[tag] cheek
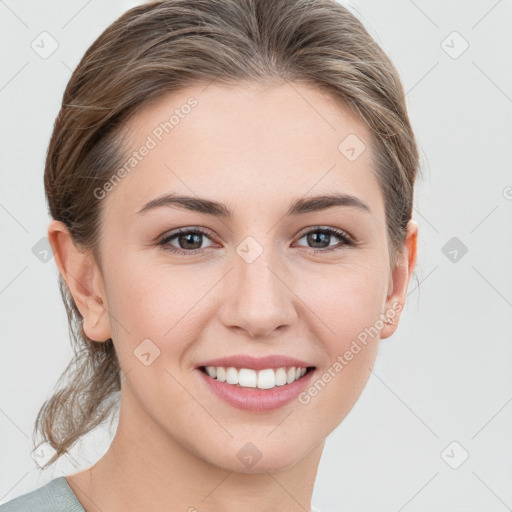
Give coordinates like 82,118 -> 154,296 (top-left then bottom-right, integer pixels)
105,254 -> 202,336
294,261 -> 386,410
103,256 -> 218,384
301,341 -> 378,438
98,247 -> 387,467
301,259 -> 388,346
105,248 -> 388,365
103,260 -> 202,411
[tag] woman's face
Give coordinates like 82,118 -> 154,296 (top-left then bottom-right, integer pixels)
88,81 -> 415,472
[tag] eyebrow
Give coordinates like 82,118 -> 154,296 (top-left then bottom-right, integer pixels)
136,192 -> 371,218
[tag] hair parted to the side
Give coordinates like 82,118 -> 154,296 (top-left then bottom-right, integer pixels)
35,0 -> 420,469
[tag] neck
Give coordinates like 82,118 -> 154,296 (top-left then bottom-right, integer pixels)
67,388 -> 324,512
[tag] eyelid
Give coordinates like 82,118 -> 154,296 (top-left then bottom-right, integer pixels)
158,226 -> 217,246
295,225 -> 356,244
158,225 -> 358,255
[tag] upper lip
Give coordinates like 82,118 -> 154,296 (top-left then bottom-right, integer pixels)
196,354 -> 315,371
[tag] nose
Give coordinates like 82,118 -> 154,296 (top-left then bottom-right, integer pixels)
217,244 -> 297,339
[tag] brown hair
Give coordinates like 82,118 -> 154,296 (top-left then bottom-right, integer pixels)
35,0 -> 420,468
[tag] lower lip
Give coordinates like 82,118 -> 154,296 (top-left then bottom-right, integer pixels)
197,368 -> 316,412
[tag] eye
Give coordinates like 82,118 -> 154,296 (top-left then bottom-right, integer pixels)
158,225 -> 357,256
294,226 -> 356,252
158,227 -> 215,255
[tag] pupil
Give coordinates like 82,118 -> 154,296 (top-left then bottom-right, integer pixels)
309,231 -> 329,248
180,232 -> 201,249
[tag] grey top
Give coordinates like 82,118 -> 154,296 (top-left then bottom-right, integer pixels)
0,477 -> 85,512
0,476 -> 325,511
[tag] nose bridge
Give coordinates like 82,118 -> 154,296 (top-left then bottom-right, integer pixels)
221,234 -> 296,338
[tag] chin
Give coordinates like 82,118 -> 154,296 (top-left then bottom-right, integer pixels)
197,432 -> 318,474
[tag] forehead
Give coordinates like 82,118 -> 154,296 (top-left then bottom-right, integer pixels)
102,81 -> 384,221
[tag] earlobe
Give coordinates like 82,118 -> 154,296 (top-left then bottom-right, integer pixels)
47,219 -> 111,342
380,220 -> 418,339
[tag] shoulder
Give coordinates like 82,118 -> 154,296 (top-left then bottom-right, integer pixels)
0,476 -> 85,512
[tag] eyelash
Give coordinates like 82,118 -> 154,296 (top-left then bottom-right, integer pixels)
157,226 -> 358,256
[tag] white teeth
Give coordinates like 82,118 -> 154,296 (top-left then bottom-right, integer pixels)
203,365 -> 310,390
216,367 -> 226,382
257,369 -> 275,389
238,368 -> 257,387
206,366 -> 217,378
275,368 -> 287,386
226,367 -> 239,385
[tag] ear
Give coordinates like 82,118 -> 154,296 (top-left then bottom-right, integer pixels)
380,219 -> 418,339
47,219 -> 111,342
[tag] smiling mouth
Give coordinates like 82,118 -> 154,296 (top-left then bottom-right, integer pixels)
198,365 -> 316,390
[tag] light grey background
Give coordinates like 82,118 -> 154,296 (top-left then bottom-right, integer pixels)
1,1 -> 511,511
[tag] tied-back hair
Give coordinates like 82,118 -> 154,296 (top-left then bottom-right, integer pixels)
36,0 -> 420,468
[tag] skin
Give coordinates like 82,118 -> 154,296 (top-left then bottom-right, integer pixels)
48,81 -> 417,512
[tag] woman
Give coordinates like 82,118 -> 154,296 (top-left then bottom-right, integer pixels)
0,0 -> 419,510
